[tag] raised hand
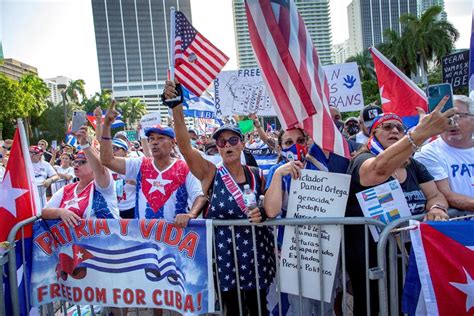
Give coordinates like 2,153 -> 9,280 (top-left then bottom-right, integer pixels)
104,100 -> 119,127
275,160 -> 304,179
74,126 -> 90,146
163,80 -> 178,100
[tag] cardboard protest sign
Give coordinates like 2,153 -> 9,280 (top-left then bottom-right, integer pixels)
31,219 -> 215,314
213,69 -> 276,117
324,62 -> 364,112
442,50 -> 469,89
356,179 -> 411,241
280,170 -> 350,302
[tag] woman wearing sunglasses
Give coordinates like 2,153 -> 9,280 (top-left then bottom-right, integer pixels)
163,81 -> 275,316
42,126 -> 119,227
345,98 -> 455,315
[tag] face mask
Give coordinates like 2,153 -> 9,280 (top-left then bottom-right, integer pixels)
190,139 -> 197,148
282,143 -> 308,162
347,125 -> 360,136
254,137 -> 260,143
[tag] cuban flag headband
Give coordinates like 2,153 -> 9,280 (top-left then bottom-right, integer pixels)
367,113 -> 403,156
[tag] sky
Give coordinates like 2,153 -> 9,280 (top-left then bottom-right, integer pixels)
0,0 -> 472,96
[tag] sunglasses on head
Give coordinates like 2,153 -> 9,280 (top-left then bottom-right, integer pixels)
72,160 -> 87,167
216,136 -> 240,148
379,122 -> 404,133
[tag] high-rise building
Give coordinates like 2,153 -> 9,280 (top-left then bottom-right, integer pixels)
233,0 -> 333,69
44,76 -> 73,105
418,0 -> 446,20
333,40 -> 350,65
347,0 -> 418,57
0,58 -> 37,81
91,0 -> 191,118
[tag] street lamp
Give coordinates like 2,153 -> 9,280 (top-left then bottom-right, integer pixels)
57,84 -> 67,132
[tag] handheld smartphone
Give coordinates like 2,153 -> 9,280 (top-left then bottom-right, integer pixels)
71,110 -> 87,133
426,83 -> 453,113
51,140 -> 57,150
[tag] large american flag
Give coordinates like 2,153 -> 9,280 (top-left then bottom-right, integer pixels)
245,0 -> 349,157
174,11 -> 229,96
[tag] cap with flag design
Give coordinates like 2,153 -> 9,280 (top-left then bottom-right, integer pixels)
29,145 -> 43,155
74,151 -> 87,161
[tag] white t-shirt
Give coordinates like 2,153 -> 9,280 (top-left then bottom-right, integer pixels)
415,138 -> 474,198
54,166 -> 75,182
125,157 -> 203,220
129,150 -> 145,158
32,161 -> 57,185
355,131 -> 369,144
45,174 -> 119,219
113,173 -> 137,211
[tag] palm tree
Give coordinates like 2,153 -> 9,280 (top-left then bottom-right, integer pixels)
64,79 -> 86,104
117,98 -> 148,128
345,50 -> 375,81
377,29 -> 416,77
81,89 -> 112,113
399,5 -> 459,85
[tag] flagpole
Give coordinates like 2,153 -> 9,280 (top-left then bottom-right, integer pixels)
17,119 -> 42,216
169,7 -> 176,81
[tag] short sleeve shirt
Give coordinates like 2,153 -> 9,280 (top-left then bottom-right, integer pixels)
347,152 -> 434,216
125,157 -> 203,220
415,138 -> 474,198
45,174 -> 119,219
32,161 -> 57,185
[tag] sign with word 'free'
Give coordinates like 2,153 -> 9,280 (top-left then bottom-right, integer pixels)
442,50 -> 469,89
280,170 -> 350,302
31,219 -> 215,314
214,64 -> 364,117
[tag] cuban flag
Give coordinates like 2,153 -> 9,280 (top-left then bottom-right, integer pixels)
403,220 -> 474,315
86,111 -> 126,129
182,86 -> 216,119
56,243 -> 185,290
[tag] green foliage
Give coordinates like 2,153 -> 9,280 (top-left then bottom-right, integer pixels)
117,98 -> 148,128
30,101 -> 67,143
64,79 -> 86,104
361,80 -> 380,105
81,89 -> 112,113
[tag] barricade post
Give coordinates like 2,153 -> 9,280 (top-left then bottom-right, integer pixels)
0,248 -> 9,316
376,209 -> 471,315
7,216 -> 40,316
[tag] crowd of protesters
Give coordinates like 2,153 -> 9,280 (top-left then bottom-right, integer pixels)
0,82 -> 473,315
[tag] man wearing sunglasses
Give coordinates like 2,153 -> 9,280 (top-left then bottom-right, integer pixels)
100,101 -> 205,222
415,95 -> 474,212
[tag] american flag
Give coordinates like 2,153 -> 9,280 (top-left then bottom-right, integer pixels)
174,11 -> 229,97
245,0 -> 349,157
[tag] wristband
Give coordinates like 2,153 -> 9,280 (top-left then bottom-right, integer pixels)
101,136 -> 112,141
407,131 -> 421,152
160,83 -> 183,108
429,204 -> 448,214
78,143 -> 91,150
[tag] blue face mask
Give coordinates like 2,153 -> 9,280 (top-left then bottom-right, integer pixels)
282,143 -> 308,162
190,139 -> 197,147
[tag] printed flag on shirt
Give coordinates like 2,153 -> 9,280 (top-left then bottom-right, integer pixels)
182,85 -> 217,119
403,220 -> 474,315
0,121 -> 40,316
245,0 -> 349,158
173,11 -> 229,96
370,47 -> 428,128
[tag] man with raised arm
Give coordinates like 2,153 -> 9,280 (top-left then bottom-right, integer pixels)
99,101 -> 205,220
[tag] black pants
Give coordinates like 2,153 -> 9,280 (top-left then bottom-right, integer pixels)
221,287 -> 268,316
119,207 -> 135,219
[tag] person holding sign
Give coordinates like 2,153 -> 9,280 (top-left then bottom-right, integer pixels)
162,80 -> 275,316
99,101 -> 206,222
345,99 -> 455,315
264,128 -> 356,315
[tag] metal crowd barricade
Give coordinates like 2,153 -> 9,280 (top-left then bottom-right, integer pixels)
0,247 -> 9,316
37,184 -> 47,209
51,179 -> 68,195
211,217 -> 387,316
375,209 -> 472,315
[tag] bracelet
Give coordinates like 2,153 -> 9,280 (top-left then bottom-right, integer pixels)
78,143 -> 91,150
429,204 -> 448,214
101,136 -> 112,141
407,131 -> 421,152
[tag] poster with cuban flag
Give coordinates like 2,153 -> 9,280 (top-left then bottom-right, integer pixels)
403,220 -> 474,316
30,219 -> 215,314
